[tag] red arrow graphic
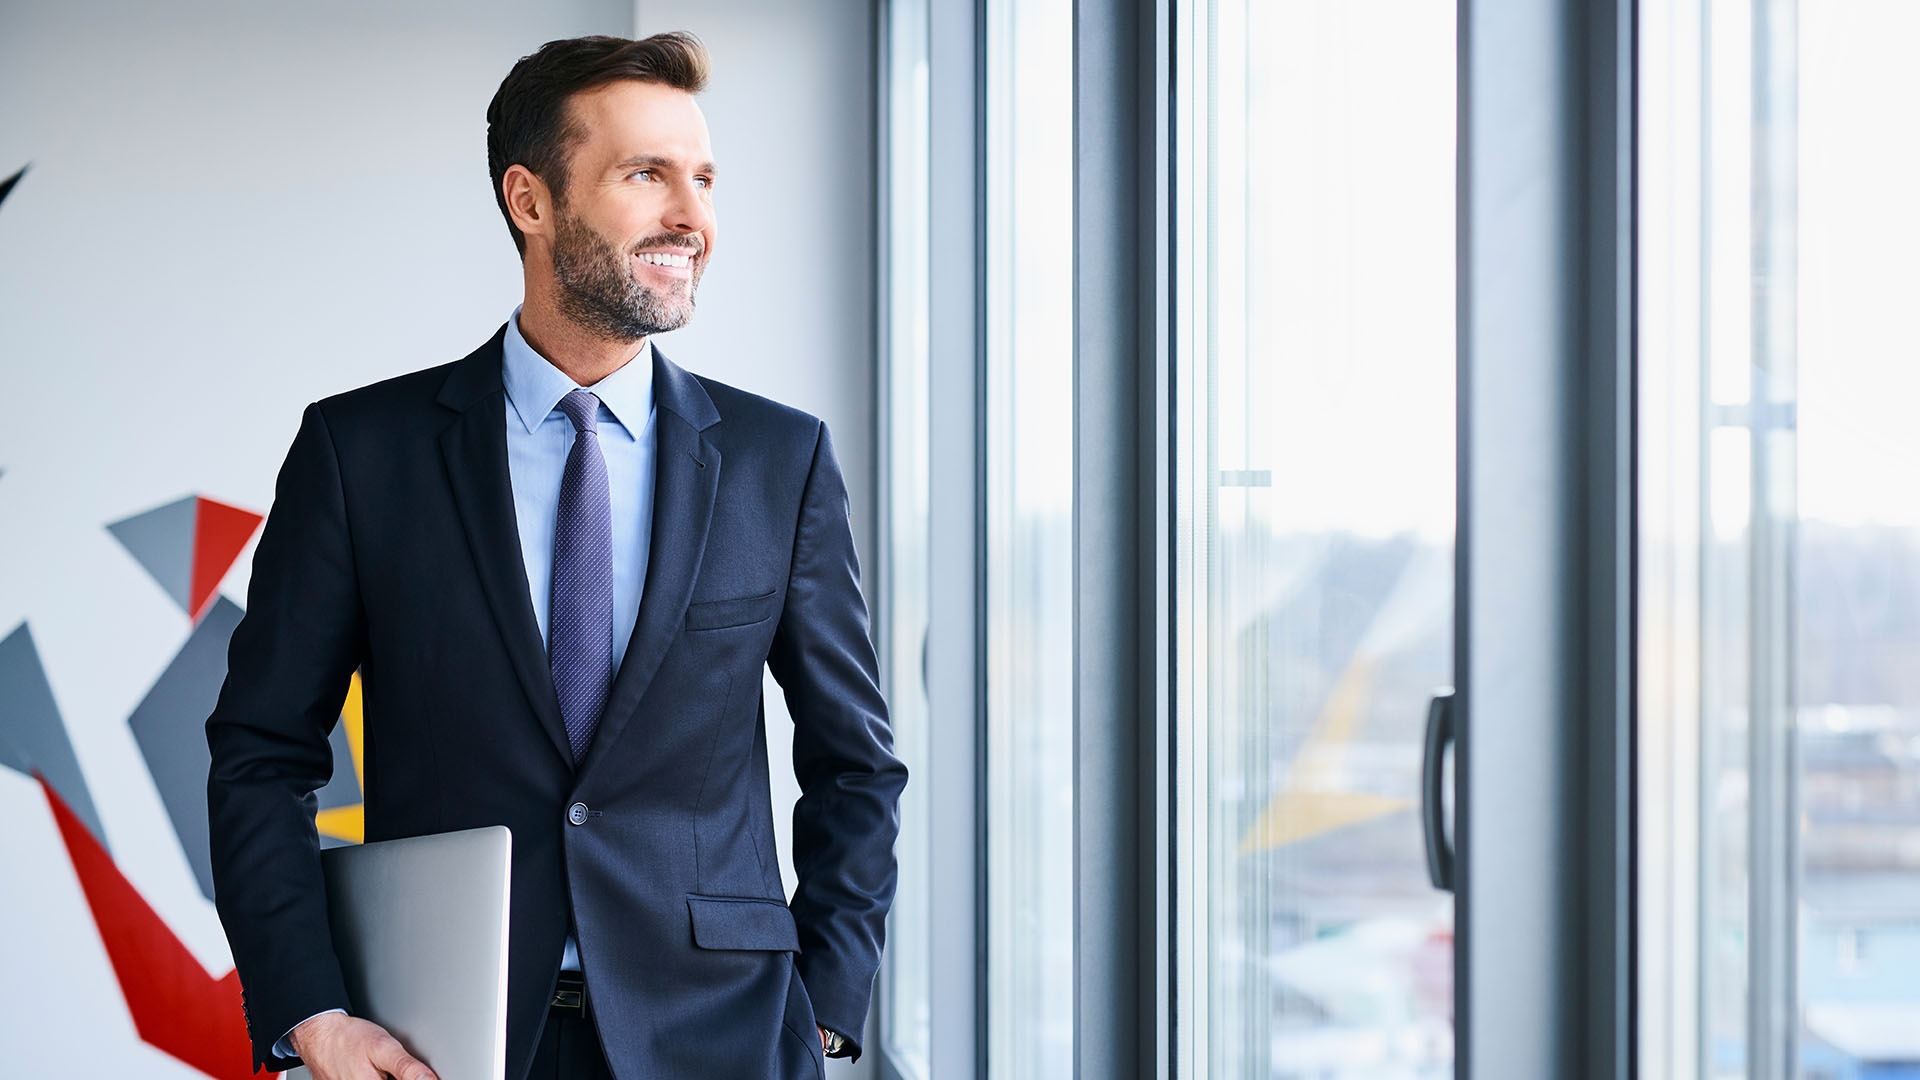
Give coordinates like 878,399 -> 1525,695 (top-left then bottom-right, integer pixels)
41,774 -> 274,1078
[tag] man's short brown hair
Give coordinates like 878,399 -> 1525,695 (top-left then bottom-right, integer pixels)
486,32 -> 710,256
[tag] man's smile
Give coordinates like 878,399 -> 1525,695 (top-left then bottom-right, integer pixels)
634,248 -> 696,280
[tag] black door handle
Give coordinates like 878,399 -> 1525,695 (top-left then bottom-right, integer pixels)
1422,688 -> 1456,892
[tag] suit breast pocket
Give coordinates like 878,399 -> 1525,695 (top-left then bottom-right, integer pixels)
684,588 -> 782,632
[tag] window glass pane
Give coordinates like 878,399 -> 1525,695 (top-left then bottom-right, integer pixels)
880,0 -> 933,1072
1641,1 -> 1920,1075
984,0 -> 1074,1075
1176,1 -> 1457,1076
1796,3 -> 1920,1071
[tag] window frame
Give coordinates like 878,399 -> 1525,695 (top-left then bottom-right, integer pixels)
874,0 -> 1645,1075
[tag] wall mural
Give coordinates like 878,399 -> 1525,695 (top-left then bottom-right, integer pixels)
0,159 -> 366,1079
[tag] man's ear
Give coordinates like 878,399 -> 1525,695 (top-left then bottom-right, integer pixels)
502,164 -> 555,247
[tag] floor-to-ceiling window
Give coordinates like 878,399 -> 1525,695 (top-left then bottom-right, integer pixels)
1173,1 -> 1458,1076
983,0 -> 1075,1075
879,0 -> 934,1073
862,0 -> 1919,1075
1641,1 -> 1920,1075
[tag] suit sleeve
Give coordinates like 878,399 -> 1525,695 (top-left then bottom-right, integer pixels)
765,420 -> 908,1063
205,401 -> 363,1071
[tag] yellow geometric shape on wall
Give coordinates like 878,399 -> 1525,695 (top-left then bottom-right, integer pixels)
315,671 -> 366,845
315,805 -> 364,844
1238,656 -> 1413,855
341,670 -> 365,788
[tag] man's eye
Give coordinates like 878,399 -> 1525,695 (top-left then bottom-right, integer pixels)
627,169 -> 654,182
694,176 -> 713,190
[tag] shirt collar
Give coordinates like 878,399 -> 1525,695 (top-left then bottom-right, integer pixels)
501,306 -> 656,441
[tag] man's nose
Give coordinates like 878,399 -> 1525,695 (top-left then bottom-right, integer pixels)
663,181 -> 711,235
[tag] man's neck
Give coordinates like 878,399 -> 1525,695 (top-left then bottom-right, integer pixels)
517,291 -> 647,387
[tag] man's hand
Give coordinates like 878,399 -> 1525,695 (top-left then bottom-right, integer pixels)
289,1012 -> 438,1080
818,1025 -> 830,1052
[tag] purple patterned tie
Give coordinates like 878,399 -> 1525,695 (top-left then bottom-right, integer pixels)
549,390 -> 613,764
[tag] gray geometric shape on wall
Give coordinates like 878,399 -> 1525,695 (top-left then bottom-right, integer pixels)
108,495 -> 198,615
127,598 -> 364,889
317,720 -> 361,813
0,622 -> 109,850
127,596 -> 243,901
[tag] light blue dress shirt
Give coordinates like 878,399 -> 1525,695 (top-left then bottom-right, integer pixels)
275,311 -> 657,1058
501,307 -> 658,681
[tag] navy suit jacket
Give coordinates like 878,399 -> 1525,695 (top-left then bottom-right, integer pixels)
205,326 -> 906,1080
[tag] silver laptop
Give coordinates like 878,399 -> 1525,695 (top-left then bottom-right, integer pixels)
287,825 -> 512,1080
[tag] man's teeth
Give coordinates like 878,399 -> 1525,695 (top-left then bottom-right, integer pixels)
638,251 -> 693,267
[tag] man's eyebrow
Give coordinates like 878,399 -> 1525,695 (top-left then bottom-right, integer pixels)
612,154 -> 720,176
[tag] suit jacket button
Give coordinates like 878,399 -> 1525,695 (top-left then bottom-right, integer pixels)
568,802 -> 589,826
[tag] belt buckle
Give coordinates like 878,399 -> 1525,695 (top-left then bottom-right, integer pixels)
551,975 -> 586,1010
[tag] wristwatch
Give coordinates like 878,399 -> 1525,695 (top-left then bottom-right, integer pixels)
822,1026 -> 847,1056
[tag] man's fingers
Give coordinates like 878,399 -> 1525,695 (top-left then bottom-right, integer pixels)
384,1056 -> 437,1080
369,1035 -> 438,1080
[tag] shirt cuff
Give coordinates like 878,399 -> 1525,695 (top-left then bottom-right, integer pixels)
273,1007 -> 347,1061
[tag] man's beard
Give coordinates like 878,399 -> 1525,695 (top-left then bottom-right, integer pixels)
550,207 -> 703,341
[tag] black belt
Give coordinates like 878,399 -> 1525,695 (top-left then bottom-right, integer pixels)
551,972 -> 587,1009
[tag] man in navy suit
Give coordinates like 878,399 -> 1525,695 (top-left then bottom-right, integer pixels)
205,32 -> 905,1080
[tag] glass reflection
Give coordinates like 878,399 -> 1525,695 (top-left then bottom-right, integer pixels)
1179,1 -> 1457,1076
984,0 -> 1074,1075
1641,1 -> 1920,1075
880,0 -> 933,1073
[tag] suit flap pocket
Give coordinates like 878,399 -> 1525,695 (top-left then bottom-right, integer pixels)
684,589 -> 781,631
686,894 -> 801,951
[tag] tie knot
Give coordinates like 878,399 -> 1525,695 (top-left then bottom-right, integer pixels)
556,390 -> 601,434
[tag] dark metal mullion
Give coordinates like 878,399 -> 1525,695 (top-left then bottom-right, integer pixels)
1577,0 -> 1640,1075
1458,0 -> 1638,1076
1145,0 -> 1175,1077
970,0 -> 990,1070
1071,0 -> 1166,1076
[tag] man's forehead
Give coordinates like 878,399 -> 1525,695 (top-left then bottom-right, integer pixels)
569,81 -> 713,163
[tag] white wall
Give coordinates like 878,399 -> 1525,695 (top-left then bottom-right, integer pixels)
0,0 -> 879,1074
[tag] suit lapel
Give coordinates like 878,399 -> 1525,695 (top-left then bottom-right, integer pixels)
580,347 -> 722,776
435,331 -> 574,767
